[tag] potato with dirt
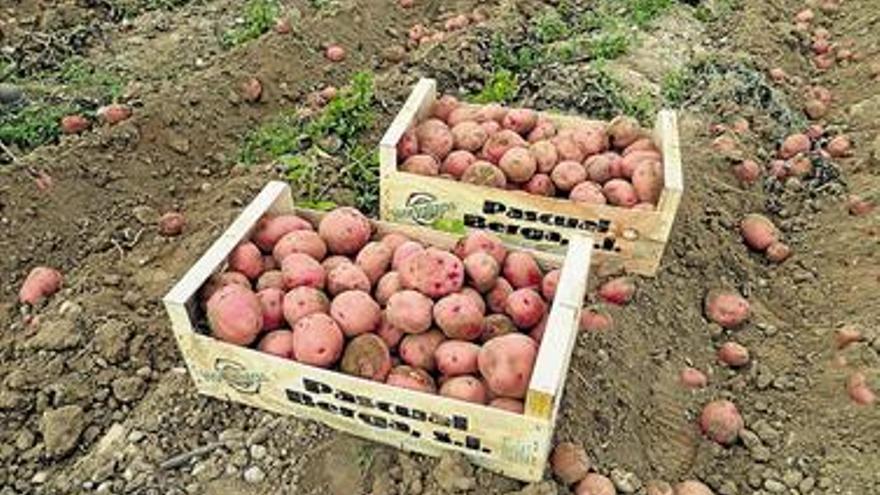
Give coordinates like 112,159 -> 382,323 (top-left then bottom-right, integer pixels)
451,121 -> 489,152
401,154 -> 440,176
431,95 -> 459,122
607,115 -> 642,149
502,108 -> 538,135
399,247 -> 465,298
206,284 -> 263,346
434,340 -> 481,377
386,365 -> 437,394
340,333 -> 392,381
673,480 -> 714,495
480,313 -> 517,342
523,174 -> 557,196
499,147 -> 537,183
620,150 -> 662,178
257,288 -> 285,331
257,329 -> 295,359
632,160 -> 663,204
273,230 -> 328,263
441,150 -> 477,178
579,305 -> 614,332
570,125 -> 609,156
318,206 -> 372,255
570,181 -> 607,205
602,179 -> 639,207
374,271 -> 402,306
385,289 -> 434,334
392,241 -> 425,271
699,399 -> 743,445
433,292 -> 485,340
256,270 -> 285,291
704,289 -> 750,328
416,118 -> 454,160
291,313 -> 345,368
461,161 -> 507,188
527,117 -> 557,142
489,397 -> 524,413
280,253 -> 326,290
506,288 -> 547,329
326,262 -> 371,295
439,375 -> 488,404
18,266 -> 63,305
479,333 -> 538,398
552,133 -> 586,162
575,474 -> 617,495
201,271 -> 251,306
228,241 -> 264,280
376,316 -> 404,349
502,251 -> 542,289
455,230 -> 507,264
355,241 -> 393,285
740,213 -> 779,251
463,251 -> 500,293
283,286 -> 330,326
253,214 -> 313,252
551,442 -> 591,485
529,140 -> 559,173
321,255 -> 351,274
551,160 -> 587,191
482,130 -> 527,164
330,290 -> 381,337
584,153 -> 618,184
399,329 -> 446,370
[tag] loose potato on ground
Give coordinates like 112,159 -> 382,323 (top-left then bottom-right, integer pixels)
280,253 -> 326,290
530,140 -> 559,173
481,313 -> 517,342
385,289 -> 434,334
779,133 -> 811,159
386,365 -> 437,394
455,230 -> 507,264
506,288 -> 547,329
478,333 -> 538,398
551,161 -> 587,191
551,442 -> 591,486
489,397 -> 524,413
579,305 -> 614,332
570,181 -> 607,205
256,270 -> 285,291
632,160 -> 663,204
207,284 -> 263,346
740,213 -> 778,251
575,474 -> 617,495
541,269 -> 560,301
416,118 -> 454,160
330,290 -> 381,336
434,340 -> 481,376
451,121 -> 489,152
341,333 -> 392,381
717,342 -> 750,367
434,293 -> 485,340
292,313 -> 344,368
502,251 -> 542,289
461,161 -> 507,188
704,289 -> 750,328
257,288 -> 285,331
355,241 -> 393,285
253,214 -> 313,252
257,330 -> 295,359
375,271 -> 402,306
283,286 -> 330,326
502,108 -> 538,135
699,399 -> 743,445
673,480 -> 714,495
399,247 -> 465,298
499,147 -> 537,183
464,251 -> 500,293
598,277 -> 635,305
399,329 -> 446,370
441,150 -> 477,178
401,154 -> 440,176
18,266 -> 63,305
482,130 -> 527,164
486,277 -> 514,314
318,207 -> 372,255
228,242 -> 264,280
523,174 -> 556,196
326,262 -> 371,296
680,367 -> 708,389
273,230 -> 328,263
602,179 -> 638,207
439,375 -> 488,404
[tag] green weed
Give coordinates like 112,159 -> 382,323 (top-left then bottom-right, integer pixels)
589,29 -> 630,60
626,0 -> 675,27
472,70 -> 519,104
661,68 -> 690,105
0,103 -> 73,151
222,0 -> 279,47
534,10 -> 571,43
694,0 -> 738,22
56,57 -> 125,100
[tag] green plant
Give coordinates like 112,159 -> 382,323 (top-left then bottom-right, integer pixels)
222,0 -> 279,47
0,103 -> 73,150
694,0 -> 738,22
56,57 -> 125,100
661,68 -> 690,105
534,10 -> 570,43
626,0 -> 674,27
589,29 -> 630,60
472,70 -> 519,104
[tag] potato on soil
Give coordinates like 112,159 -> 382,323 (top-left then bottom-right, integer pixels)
502,251 -> 542,290
375,271 -> 402,306
355,241 -> 393,285
253,214 -> 313,252
341,333 -> 392,381
433,293 -> 485,340
273,230 -> 328,263
482,130 -> 528,164
455,230 -> 507,264
506,288 -> 547,329
529,140 -> 559,173
527,117 -> 557,143
502,108 -> 538,135
570,181 -> 607,205
575,473 -> 616,495
551,160 -> 587,191
256,270 -> 284,291
326,262 -> 371,296
461,161 -> 507,188
847,372 -> 877,405
158,212 -> 186,236
827,135 -> 852,158
201,271 -> 251,306
673,480 -> 713,495
765,241 -> 791,263
464,251 -> 500,293
704,289 -> 750,328
416,118 -> 454,160
551,442 -> 591,485
292,313 -> 344,368
680,367 -> 708,389
732,159 -> 761,185
18,266 -> 63,305
401,154 -> 440,176
386,365 -> 437,394
740,213 -> 778,251
523,173 -> 556,196
380,232 -> 410,252
392,241 -> 425,271
439,375 -> 488,404
499,147 -> 537,183
607,115 -> 641,149
479,333 -> 538,398
552,134 -> 585,162
434,340 -> 481,377
489,397 -> 524,413
718,342 -> 750,367
699,399 -> 743,445
399,329 -> 446,370
779,133 -> 811,159
580,305 -> 614,332
397,128 -> 419,161
283,286 -> 330,326
330,290 -> 382,337
318,207 -> 372,255
228,242 -> 264,280
281,253 -> 326,290
602,179 -> 638,207
632,160 -> 663,204
207,284 -> 263,346
598,277 -> 635,305
441,150 -> 477,178
385,289 -> 434,334
376,316 -> 404,349
431,95 -> 459,122
257,288 -> 285,331
451,121 -> 489,152
257,330 -> 295,359
399,247 -> 465,298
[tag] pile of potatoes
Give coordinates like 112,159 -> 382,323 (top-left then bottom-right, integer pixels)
396,95 -> 665,209
200,207 -> 561,413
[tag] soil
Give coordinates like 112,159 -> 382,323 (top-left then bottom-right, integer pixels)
1,1 -> 878,494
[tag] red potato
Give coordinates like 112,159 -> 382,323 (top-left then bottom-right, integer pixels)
607,115 -> 641,149
834,324 -> 862,350
788,154 -> 813,178
680,367 -> 708,389
570,181 -> 607,205
292,313 -> 344,368
768,67 -> 787,82
386,289 -> 434,334
733,159 -> 761,185
740,213 -> 778,251
482,130 -> 528,164
579,306 -> 614,332
341,333 -> 392,381
477,103 -> 508,123
280,253 -> 326,290
356,241 -> 393,285
602,179 -> 638,208
330,290 -> 381,337
434,293 -> 485,340
207,285 -> 263,346
480,120 -> 501,135
321,255 -> 351,274
489,397 -> 524,413
431,95 -> 460,122
440,375 -> 488,404
18,266 -> 63,305
804,98 -> 828,119
380,232 -> 410,252
551,442 -> 591,485
847,372 -> 877,406
779,133 -> 811,159
399,329 -> 445,370
620,150 -> 662,178
401,154 -> 440,176
478,333 -> 538,398
584,153 -> 618,184
523,174 -> 556,196
399,247 -> 465,298
673,481 -> 713,495
273,230 -> 328,263
416,118 -> 454,161
158,211 -> 186,237
598,277 -> 635,305
631,160 -> 663,204
392,241 -> 425,271
253,214 -> 313,252
700,399 -> 743,445
481,314 -> 516,343
461,161 -> 507,188
386,365 -> 437,393
201,271 -> 251,307
704,289 -> 750,328
447,106 -> 481,126
645,481 -> 673,495
502,251 -> 542,290
451,121 -> 489,152
375,271 -> 403,306
528,117 -> 557,143
623,138 -> 658,156
460,287 -> 487,315
486,278 -> 514,314
575,473 -> 616,495
257,330 -> 295,359
502,108 -> 538,135
283,286 -> 330,326
552,134 -> 586,162
499,147 -> 537,183
718,342 -> 750,367
325,44 -> 346,62
765,241 -> 791,263
442,150 -> 477,178
257,288 -> 285,331
376,316 -> 404,349
256,270 -> 284,291
60,114 -> 89,134
528,314 -> 548,343
228,242 -> 264,280
827,135 -> 852,158
464,251 -> 500,293
262,255 -> 278,271
326,262 -> 371,296
455,230 -> 507,264
541,269 -> 560,301
505,289 -> 547,329
397,128 -> 419,162
530,140 -> 559,173
570,125 -> 610,156
551,160 -> 588,191
318,207 -> 372,255
435,340 -> 481,376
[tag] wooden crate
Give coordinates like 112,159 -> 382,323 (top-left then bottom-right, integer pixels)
379,78 -> 684,276
162,181 -> 593,482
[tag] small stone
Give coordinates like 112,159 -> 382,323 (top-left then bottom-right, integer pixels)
611,468 -> 642,493
433,453 -> 476,492
0,83 -> 24,104
132,205 -> 157,225
382,45 -> 407,63
799,476 -> 816,492
249,444 -> 267,460
94,320 -> 131,364
159,212 -> 186,237
817,477 -> 832,489
128,430 -> 145,443
31,471 -> 49,484
244,466 -> 265,484
718,480 -> 738,495
96,481 -> 114,494
111,376 -> 146,402
15,430 -> 35,451
58,300 -> 83,318
763,479 -> 785,493
25,318 -> 80,351
169,136 -> 191,155
782,470 -> 803,488
41,405 -> 86,458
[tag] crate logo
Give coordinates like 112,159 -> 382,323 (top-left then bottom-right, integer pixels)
202,358 -> 264,394
391,193 -> 456,225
